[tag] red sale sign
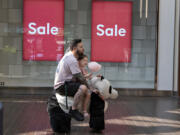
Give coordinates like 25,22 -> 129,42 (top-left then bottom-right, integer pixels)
91,1 -> 132,62
23,0 -> 64,61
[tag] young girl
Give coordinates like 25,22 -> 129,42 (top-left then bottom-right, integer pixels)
77,54 -> 92,117
77,54 -> 104,117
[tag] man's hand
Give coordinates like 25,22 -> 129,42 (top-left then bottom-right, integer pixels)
73,72 -> 89,88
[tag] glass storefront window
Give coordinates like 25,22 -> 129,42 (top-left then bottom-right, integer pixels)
0,0 -> 158,89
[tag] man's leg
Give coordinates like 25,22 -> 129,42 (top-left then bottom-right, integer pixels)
57,82 -> 88,121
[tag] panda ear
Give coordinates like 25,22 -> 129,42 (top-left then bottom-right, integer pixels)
109,85 -> 112,94
101,76 -> 104,80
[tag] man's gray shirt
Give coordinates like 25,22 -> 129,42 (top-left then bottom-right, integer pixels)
54,51 -> 81,89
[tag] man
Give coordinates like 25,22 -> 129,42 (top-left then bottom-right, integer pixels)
54,39 -> 89,121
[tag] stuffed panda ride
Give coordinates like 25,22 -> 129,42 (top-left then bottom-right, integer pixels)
47,62 -> 118,133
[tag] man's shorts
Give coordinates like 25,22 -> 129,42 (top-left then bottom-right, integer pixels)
55,81 -> 81,97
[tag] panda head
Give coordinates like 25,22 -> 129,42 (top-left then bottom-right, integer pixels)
90,76 -> 118,100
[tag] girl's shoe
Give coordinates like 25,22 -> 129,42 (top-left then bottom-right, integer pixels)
83,111 -> 89,117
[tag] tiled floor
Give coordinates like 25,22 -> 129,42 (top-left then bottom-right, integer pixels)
0,96 -> 180,135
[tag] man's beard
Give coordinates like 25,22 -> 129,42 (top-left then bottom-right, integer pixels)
76,50 -> 83,57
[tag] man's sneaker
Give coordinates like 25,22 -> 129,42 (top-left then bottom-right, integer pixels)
69,108 -> 84,121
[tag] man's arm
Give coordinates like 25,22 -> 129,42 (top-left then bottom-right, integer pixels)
73,73 -> 89,88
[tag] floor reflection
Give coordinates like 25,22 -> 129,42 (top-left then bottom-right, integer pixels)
0,96 -> 180,135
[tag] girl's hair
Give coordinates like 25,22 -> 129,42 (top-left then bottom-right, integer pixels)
78,54 -> 88,61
